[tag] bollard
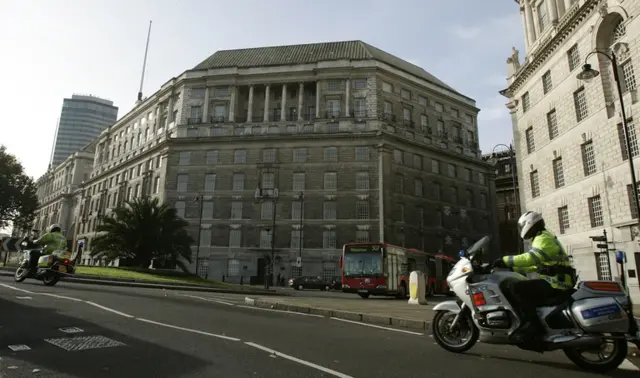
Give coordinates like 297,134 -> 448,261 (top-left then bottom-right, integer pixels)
408,270 -> 428,305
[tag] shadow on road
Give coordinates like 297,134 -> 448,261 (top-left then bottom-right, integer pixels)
0,298 -> 208,377
467,352 -> 637,377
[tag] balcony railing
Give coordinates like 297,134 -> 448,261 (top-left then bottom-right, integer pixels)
325,110 -> 341,119
402,119 -> 414,128
187,117 -> 202,125
303,113 -> 316,121
286,113 -> 298,121
210,116 -> 226,123
382,113 -> 395,122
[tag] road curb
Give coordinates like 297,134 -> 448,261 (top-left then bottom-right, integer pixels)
243,297 -> 430,331
0,269 -> 286,296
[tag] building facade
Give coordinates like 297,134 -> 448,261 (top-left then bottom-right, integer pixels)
483,149 -> 522,255
50,95 -> 118,167
50,41 -> 498,282
500,0 -> 640,301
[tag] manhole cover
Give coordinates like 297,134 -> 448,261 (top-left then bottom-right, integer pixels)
59,327 -> 84,334
8,345 -> 31,351
45,336 -> 125,351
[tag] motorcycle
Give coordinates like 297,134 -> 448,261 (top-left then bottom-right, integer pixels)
431,235 -> 640,373
14,239 -> 75,286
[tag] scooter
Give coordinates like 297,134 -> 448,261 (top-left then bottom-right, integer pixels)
431,236 -> 640,373
14,239 -> 75,286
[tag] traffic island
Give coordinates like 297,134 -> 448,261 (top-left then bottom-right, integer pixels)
243,296 -> 433,330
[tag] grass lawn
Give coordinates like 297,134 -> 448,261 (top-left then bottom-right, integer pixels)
75,266 -> 229,287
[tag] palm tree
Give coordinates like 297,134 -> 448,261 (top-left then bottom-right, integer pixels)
90,196 -> 194,270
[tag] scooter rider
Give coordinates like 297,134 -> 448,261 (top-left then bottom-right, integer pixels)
30,224 -> 67,272
493,211 -> 577,342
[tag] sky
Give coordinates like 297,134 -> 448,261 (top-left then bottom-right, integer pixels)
0,0 -> 525,179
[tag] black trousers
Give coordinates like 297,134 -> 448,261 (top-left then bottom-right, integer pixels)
507,279 -> 564,329
28,250 -> 41,270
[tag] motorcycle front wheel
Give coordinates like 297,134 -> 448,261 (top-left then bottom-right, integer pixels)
432,310 -> 479,353
14,263 -> 29,283
563,338 -> 628,373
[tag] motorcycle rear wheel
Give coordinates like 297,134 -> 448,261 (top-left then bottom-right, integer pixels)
563,338 -> 628,373
432,310 -> 479,353
42,273 -> 60,286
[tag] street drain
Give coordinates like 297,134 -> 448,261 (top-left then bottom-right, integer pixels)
45,335 -> 125,351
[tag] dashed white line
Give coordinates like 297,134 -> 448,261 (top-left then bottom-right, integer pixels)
40,293 -> 83,302
180,294 -> 235,306
137,318 -> 241,341
330,317 -> 425,336
244,341 -> 354,378
235,305 -> 324,317
84,301 -> 134,318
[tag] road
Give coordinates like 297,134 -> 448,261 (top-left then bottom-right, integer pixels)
0,276 -> 638,377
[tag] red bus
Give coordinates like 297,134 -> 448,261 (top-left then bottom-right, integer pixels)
340,242 -> 456,299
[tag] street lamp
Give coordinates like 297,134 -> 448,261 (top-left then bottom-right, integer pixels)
488,144 -> 521,253
296,192 -> 304,274
193,193 -> 205,276
577,51 -> 640,223
255,186 -> 279,289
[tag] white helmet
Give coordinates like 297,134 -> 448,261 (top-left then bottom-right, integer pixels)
517,211 -> 544,239
48,224 -> 62,233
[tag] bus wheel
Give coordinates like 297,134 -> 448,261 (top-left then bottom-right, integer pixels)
358,293 -> 370,299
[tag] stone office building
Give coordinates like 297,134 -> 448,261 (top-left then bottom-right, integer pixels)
73,40 -> 498,282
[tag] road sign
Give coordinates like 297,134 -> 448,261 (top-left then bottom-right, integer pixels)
0,237 -> 24,252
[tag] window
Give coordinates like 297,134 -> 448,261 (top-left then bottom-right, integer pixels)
432,182 -> 441,200
627,183 -> 640,219
191,88 -> 205,98
356,201 -> 369,219
232,173 -> 244,191
324,172 -> 337,190
355,146 -> 370,161
260,230 -> 272,249
326,99 -> 341,118
353,99 -> 366,118
323,202 -> 337,220
353,79 -> 367,89
435,103 -> 444,112
231,202 -> 243,220
558,206 -> 570,234
291,202 -> 303,220
413,154 -> 422,169
401,89 -> 411,99
420,114 -> 428,129
395,174 -> 404,193
449,186 -> 458,203
465,190 -> 473,207
553,158 -> 565,188
206,150 -> 219,164
189,106 -> 202,121
547,109 -> 558,140
324,147 -> 338,162
522,92 -> 530,113
177,174 -> 188,192
323,230 -> 336,249
526,127 -> 535,153
227,259 -> 240,276
618,121 -> 640,160
478,172 -> 486,185
479,193 -> 487,209
447,163 -> 457,178
199,229 -> 211,246
213,105 -> 226,120
537,1 -> 549,31
262,149 -> 276,163
418,96 -> 427,105
214,87 -> 229,97
292,148 -> 307,163
581,141 -> 597,176
229,229 -> 241,247
574,87 -> 588,122
588,196 -> 604,227
175,201 -> 185,218
621,60 -> 637,92
178,152 -> 191,165
393,149 -> 403,164
399,204 -> 405,222
384,101 -> 393,116
403,108 -> 411,121
431,160 -> 440,173
414,179 -> 423,196
328,80 -> 341,90
542,70 -> 552,94
382,82 -> 392,92
356,172 -> 369,190
234,149 -> 246,164
202,201 -> 214,219
202,174 -> 216,192
153,177 -> 160,193
463,168 -> 471,182
261,172 -> 275,189
356,230 -> 369,243
290,230 -> 303,249
530,171 -> 540,198
292,172 -> 305,192
261,202 -> 274,220
567,44 -> 580,71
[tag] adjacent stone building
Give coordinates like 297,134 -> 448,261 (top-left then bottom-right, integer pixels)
56,40 -> 498,282
500,0 -> 640,301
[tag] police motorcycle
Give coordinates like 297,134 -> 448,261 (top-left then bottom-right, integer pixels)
14,237 -> 75,286
431,235 -> 640,373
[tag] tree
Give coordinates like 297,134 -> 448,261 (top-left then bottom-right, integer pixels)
0,146 -> 38,231
90,196 -> 194,270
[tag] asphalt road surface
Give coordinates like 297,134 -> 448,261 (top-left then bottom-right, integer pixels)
0,276 -> 638,378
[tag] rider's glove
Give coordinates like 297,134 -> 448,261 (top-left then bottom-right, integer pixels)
493,258 -> 507,268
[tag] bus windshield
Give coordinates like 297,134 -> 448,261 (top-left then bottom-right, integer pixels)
343,252 -> 382,277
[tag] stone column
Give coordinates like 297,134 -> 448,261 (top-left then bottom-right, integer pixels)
281,84 -> 287,121
167,95 -> 175,123
247,85 -> 254,123
345,79 -> 351,117
263,84 -> 271,122
524,0 -> 536,45
229,86 -> 236,122
315,81 -> 321,119
556,0 -> 566,19
521,7 -> 530,50
202,87 -> 210,122
563,0 -> 573,12
530,1 -> 540,38
547,0 -> 559,24
297,82 -> 304,121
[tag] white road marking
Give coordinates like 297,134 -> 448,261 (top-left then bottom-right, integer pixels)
16,296 -> 32,300
7,345 -> 31,352
620,359 -> 639,371
244,341 -> 354,378
330,317 -> 424,336
180,294 -> 235,306
137,318 -> 241,341
40,293 -> 83,302
0,284 -> 34,294
235,305 -> 324,317
85,301 -> 134,318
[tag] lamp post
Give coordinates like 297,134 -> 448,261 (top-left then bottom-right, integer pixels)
193,193 -> 204,276
576,51 -> 640,223
255,187 -> 279,289
489,144 -> 521,253
297,191 -> 304,273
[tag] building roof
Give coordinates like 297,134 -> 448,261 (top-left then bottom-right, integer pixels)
193,40 -> 460,94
